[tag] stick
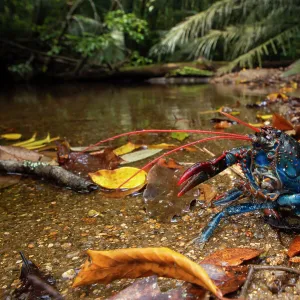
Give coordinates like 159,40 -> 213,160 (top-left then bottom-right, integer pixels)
0,160 -> 98,193
240,265 -> 300,298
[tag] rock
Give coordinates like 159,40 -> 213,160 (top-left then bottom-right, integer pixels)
62,269 -> 76,280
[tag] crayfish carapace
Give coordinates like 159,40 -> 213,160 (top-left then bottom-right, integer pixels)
85,112 -> 300,246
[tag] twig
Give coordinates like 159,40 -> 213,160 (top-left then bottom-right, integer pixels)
240,265 -> 300,298
0,160 -> 98,193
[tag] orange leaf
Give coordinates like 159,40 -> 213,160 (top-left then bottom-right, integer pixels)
288,236 -> 300,258
214,121 -> 232,129
72,248 -> 222,298
272,113 -> 294,131
157,158 -> 184,169
201,248 -> 262,266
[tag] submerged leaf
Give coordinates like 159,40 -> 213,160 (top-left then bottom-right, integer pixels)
171,132 -> 189,141
13,133 -> 37,146
143,159 -> 194,222
121,149 -> 162,164
113,142 -> 141,156
89,167 -> 147,189
1,133 -> 22,140
0,175 -> 21,190
266,93 -> 288,102
72,248 -> 222,298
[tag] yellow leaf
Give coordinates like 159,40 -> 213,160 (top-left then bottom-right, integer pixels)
72,247 -> 222,298
13,133 -> 37,146
291,81 -> 298,89
256,113 -> 273,121
249,123 -> 264,128
89,167 -> 147,189
1,133 -> 22,140
113,142 -> 141,156
22,135 -> 60,149
279,87 -> 294,94
266,93 -> 288,102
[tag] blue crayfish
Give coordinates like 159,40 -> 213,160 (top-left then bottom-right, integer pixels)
177,112 -> 300,245
86,111 -> 300,245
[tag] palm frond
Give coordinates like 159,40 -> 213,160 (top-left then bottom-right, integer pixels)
218,25 -> 300,73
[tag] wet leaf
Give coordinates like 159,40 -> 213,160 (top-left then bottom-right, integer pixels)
89,167 -> 147,190
288,236 -> 300,258
272,113 -> 294,131
1,133 -> 22,140
256,113 -> 273,121
100,184 -> 145,198
22,134 -> 60,150
266,93 -> 288,102
171,132 -> 189,141
113,142 -> 141,156
143,159 -> 195,222
72,248 -> 222,298
279,87 -> 294,94
13,133 -> 37,146
0,146 -> 53,163
248,123 -> 265,128
108,276 -> 206,300
213,121 -> 232,129
201,264 -> 248,295
58,143 -> 122,178
198,184 -> 217,203
0,175 -> 21,190
201,248 -> 262,266
14,252 -> 62,300
121,149 -> 163,164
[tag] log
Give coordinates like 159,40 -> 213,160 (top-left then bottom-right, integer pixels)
0,160 -> 98,193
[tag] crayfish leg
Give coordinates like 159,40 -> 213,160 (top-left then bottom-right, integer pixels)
213,188 -> 243,207
193,202 -> 277,245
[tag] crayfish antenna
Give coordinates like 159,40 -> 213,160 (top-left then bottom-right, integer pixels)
118,135 -> 252,190
220,111 -> 261,133
80,129 -> 252,153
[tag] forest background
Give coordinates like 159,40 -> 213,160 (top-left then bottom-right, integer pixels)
1,0 -> 299,82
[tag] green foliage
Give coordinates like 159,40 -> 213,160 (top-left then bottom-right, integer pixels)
152,0 -> 300,72
167,66 -> 214,77
282,59 -> 300,77
129,51 -> 153,66
8,63 -> 33,79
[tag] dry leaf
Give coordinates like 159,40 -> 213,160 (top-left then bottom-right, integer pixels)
272,113 -> 294,131
288,236 -> 300,258
1,133 -> 22,140
100,184 -> 145,198
89,167 -> 147,189
72,247 -> 222,298
13,133 -> 37,146
201,248 -> 262,266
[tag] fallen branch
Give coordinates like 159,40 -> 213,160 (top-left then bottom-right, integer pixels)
0,160 -> 98,193
240,265 -> 300,298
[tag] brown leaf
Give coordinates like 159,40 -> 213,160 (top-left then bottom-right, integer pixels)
272,113 -> 294,131
72,248 -> 222,298
288,236 -> 300,258
108,276 -> 206,300
0,146 -> 52,163
201,264 -> 248,295
199,184 -> 217,203
0,175 -> 21,190
143,160 -> 195,222
57,142 -> 122,178
201,248 -> 262,266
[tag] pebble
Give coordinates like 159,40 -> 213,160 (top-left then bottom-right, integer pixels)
62,269 -> 76,280
48,243 -> 54,248
61,243 -> 72,250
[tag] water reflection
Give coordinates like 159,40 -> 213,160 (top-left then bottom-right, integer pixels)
0,83 -> 266,146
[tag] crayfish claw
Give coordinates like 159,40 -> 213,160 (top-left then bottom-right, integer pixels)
178,171 -> 208,196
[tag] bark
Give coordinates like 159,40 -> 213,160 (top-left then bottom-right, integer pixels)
0,160 -> 98,193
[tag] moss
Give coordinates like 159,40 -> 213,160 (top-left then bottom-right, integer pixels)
166,66 -> 214,77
